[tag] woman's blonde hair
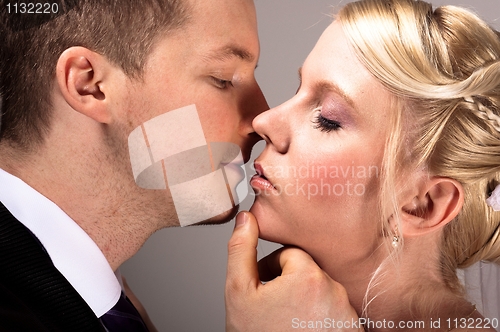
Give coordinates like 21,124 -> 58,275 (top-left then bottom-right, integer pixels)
337,0 -> 500,295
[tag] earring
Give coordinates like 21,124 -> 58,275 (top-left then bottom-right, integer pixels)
392,235 -> 400,248
392,225 -> 400,248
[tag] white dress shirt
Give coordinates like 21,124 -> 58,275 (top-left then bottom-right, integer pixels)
0,168 -> 121,317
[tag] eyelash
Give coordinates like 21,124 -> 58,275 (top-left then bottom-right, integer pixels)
312,108 -> 341,133
211,77 -> 233,89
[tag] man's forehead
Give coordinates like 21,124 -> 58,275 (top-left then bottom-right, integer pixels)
185,0 -> 259,63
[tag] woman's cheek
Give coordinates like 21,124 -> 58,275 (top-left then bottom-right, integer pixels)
286,158 -> 378,204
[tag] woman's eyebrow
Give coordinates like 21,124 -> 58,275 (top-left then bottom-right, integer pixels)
298,67 -> 357,110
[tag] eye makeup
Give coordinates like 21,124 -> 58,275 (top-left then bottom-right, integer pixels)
312,107 -> 341,132
310,93 -> 355,133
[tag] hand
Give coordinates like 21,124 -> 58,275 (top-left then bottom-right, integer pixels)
225,211 -> 363,332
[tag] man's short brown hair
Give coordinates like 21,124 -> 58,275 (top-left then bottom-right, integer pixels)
0,0 -> 189,150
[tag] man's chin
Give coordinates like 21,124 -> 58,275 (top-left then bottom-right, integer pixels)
188,205 -> 239,226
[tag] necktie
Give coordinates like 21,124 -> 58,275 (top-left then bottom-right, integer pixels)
100,292 -> 149,332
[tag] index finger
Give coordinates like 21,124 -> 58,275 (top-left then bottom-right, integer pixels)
258,246 -> 317,282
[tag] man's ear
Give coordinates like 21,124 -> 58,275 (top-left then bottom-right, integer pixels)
56,46 -> 114,124
400,177 -> 464,237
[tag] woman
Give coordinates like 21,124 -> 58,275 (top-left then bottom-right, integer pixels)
250,0 -> 500,328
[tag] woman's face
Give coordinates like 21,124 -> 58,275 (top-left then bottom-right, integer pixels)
251,22 -> 394,270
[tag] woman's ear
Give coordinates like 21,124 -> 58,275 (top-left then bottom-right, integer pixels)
55,46 -> 115,124
400,177 -> 464,237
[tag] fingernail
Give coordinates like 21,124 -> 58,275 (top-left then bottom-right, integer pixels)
235,212 -> 248,228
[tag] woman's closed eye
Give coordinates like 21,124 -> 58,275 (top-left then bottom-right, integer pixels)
312,107 -> 341,132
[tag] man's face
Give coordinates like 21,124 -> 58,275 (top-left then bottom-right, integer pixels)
122,0 -> 267,226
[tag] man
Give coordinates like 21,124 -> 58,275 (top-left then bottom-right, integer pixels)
0,0 -> 350,330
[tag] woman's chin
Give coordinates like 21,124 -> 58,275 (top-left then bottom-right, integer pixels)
250,202 -> 287,244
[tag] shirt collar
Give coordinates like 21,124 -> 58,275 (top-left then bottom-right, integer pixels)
0,168 -> 121,317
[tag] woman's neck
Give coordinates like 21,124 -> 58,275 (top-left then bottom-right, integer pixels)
318,235 -> 475,331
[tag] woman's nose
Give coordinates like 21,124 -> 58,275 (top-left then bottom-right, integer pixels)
252,103 -> 291,154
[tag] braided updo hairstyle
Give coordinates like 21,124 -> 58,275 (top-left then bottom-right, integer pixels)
337,0 -> 500,294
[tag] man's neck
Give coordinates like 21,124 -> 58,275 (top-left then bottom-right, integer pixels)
0,140 -> 165,271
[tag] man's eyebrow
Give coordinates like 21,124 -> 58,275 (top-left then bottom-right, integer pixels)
298,67 -> 356,109
204,44 -> 256,63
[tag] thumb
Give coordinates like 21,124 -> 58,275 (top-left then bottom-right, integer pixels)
226,211 -> 260,294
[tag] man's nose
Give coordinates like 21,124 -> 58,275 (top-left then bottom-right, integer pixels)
244,81 -> 269,123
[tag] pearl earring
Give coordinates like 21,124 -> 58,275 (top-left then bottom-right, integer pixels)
392,225 -> 400,248
392,235 -> 399,248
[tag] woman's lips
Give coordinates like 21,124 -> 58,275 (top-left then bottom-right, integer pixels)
251,163 -> 277,192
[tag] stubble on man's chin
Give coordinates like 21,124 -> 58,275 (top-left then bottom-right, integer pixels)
188,205 -> 239,227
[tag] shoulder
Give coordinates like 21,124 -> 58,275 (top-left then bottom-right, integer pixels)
0,280 -> 52,331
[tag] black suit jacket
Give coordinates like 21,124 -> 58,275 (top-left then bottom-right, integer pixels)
0,202 -> 105,331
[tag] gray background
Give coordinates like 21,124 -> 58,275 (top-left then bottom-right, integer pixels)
121,1 -> 500,331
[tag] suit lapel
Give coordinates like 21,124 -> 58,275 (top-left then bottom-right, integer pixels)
0,202 -> 105,331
